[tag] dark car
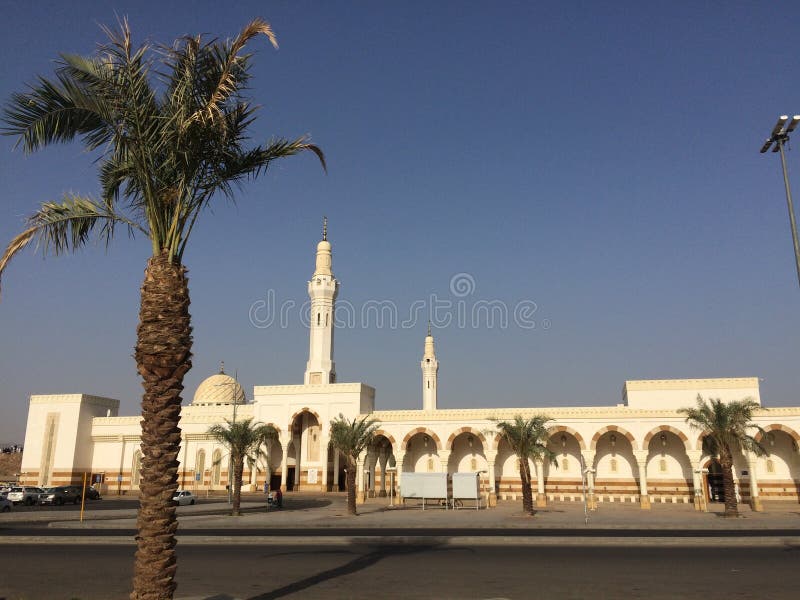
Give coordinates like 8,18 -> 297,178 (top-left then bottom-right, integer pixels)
38,486 -> 82,505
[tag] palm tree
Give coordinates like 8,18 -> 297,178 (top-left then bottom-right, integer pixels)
679,395 -> 767,517
329,414 -> 380,515
493,415 -> 556,516
0,19 -> 323,600
208,418 -> 278,516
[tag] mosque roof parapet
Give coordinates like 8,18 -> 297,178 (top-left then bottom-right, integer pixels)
254,382 -> 375,395
624,377 -> 759,391
30,394 -> 120,410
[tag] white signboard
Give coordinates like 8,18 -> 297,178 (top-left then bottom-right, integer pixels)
451,472 -> 480,499
400,472 -> 447,499
307,468 -> 318,484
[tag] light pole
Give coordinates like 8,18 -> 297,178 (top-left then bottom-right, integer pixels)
760,115 -> 800,288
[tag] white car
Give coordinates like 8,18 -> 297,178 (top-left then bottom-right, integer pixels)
172,490 -> 196,506
7,486 -> 43,506
0,497 -> 11,512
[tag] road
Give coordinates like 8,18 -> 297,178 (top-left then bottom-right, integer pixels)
2,542 -> 799,599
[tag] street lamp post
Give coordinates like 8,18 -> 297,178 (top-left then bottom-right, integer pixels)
760,115 -> 800,288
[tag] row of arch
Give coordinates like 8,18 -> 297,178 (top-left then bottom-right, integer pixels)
364,423 -> 800,455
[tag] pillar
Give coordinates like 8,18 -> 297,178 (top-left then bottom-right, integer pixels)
378,450 -> 388,497
635,451 -> 650,509
535,459 -> 547,507
746,452 -> 763,512
486,451 -> 497,507
356,455 -> 366,504
279,434 -> 289,492
582,451 -> 596,510
395,451 -> 405,503
294,434 -> 301,488
687,450 -> 704,511
438,450 -> 451,473
321,436 -> 329,492
333,449 -> 340,492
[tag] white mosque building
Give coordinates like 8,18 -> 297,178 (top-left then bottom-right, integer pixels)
18,224 -> 800,511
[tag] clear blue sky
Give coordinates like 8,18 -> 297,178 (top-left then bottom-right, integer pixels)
1,1 -> 799,445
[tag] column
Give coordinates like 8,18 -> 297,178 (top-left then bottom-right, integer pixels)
294,434 -> 301,488
485,451 -> 497,507
280,433 -> 289,492
635,451 -> 650,509
333,449 -> 340,492
378,450 -> 388,497
438,450 -> 451,473
535,459 -> 547,507
355,455 -> 366,504
746,452 -> 763,512
395,451 -> 405,503
687,450 -> 704,511
321,436 -> 329,492
582,451 -> 596,510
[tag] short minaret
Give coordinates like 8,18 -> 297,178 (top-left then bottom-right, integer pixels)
421,323 -> 439,411
305,217 -> 338,384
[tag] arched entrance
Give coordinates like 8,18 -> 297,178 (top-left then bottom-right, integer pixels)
288,409 -> 323,491
704,459 -> 725,503
366,434 -> 394,497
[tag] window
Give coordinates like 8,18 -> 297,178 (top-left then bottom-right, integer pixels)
766,459 -> 775,474
610,458 -> 618,473
659,459 -> 667,473
212,449 -> 222,485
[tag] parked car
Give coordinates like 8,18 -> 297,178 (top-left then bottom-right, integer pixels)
38,486 -> 82,505
0,497 -> 11,512
7,486 -> 44,506
83,486 -> 102,500
172,490 -> 196,506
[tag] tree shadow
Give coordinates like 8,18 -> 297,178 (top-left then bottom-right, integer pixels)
240,498 -> 333,513
245,538 -> 465,600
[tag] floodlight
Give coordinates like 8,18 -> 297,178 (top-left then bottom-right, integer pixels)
760,139 -> 773,154
771,115 -> 789,137
787,115 -> 800,134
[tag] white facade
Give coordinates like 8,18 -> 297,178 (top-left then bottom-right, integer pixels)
17,225 -> 800,511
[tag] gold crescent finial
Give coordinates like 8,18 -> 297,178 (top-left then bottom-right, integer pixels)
323,216 -> 328,241
427,320 -> 432,336
220,360 -> 225,374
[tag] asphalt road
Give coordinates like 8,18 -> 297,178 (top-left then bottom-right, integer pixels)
2,542 -> 799,599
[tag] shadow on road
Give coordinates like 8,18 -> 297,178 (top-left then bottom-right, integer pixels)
240,498 -> 334,514
244,538 -> 464,600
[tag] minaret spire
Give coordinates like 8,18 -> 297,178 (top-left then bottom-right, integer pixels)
219,360 -> 225,374
305,220 -> 338,384
421,327 -> 439,411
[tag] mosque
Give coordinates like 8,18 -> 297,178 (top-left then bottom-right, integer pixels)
18,223 -> 800,510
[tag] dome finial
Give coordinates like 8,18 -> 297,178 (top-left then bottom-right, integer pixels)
427,320 -> 432,337
219,360 -> 225,374
322,216 -> 328,241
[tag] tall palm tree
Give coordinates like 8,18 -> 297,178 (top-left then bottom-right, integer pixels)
208,418 -> 278,516
329,414 -> 380,515
679,395 -> 767,517
493,415 -> 556,516
0,19 -> 324,600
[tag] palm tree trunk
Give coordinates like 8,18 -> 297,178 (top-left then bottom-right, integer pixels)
519,458 -> 534,516
346,459 -> 357,515
232,454 -> 244,516
720,449 -> 738,517
131,255 -> 192,600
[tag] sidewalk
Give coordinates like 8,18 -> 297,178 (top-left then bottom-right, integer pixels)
4,492 -> 796,531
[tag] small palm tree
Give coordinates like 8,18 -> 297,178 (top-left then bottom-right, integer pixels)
329,414 -> 380,515
493,415 -> 556,516
1,19 -> 323,599
679,395 -> 767,517
208,418 -> 278,516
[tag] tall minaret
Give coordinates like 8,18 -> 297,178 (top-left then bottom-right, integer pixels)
421,322 -> 439,411
304,217 -> 338,384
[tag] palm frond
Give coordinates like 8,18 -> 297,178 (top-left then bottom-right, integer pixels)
0,195 -> 146,298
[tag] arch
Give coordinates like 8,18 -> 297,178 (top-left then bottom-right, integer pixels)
643,425 -> 691,452
446,427 -> 487,450
754,424 -> 800,445
547,425 -> 587,450
372,430 -> 397,447
289,407 -> 323,432
131,450 -> 142,486
402,427 -> 442,451
590,425 -> 637,451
